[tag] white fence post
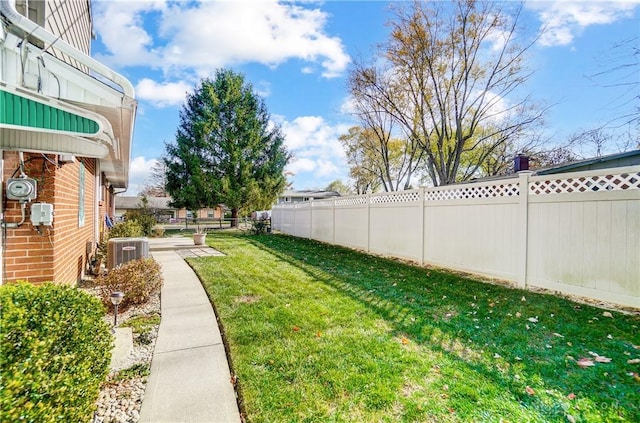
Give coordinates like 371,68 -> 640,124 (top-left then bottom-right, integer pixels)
332,197 -> 336,245
517,171 -> 532,289
366,192 -> 371,253
419,187 -> 425,266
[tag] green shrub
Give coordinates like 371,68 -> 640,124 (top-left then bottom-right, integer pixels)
96,258 -> 163,311
251,219 -> 271,235
124,210 -> 157,237
109,220 -> 144,238
0,283 -> 112,422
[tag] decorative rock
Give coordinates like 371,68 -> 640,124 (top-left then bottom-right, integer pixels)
90,291 -> 160,423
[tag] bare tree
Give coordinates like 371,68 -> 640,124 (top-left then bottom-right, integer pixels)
349,0 -> 545,186
140,159 -> 169,197
348,66 -> 425,191
590,36 -> 639,129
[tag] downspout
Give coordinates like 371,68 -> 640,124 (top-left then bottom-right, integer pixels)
0,0 -> 135,98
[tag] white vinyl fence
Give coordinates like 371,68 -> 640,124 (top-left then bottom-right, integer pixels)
272,167 -> 640,308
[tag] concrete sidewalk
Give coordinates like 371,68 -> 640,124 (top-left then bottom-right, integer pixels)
139,239 -> 241,422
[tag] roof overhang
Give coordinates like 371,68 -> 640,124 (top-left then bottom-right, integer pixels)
0,84 -> 114,157
0,0 -> 137,188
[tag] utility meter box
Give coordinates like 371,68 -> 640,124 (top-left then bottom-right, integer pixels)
31,203 -> 54,226
6,178 -> 37,201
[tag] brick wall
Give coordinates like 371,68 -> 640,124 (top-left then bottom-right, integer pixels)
2,152 -> 97,284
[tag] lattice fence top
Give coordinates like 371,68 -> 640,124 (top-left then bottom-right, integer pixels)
371,191 -> 421,204
530,171 -> 640,195
425,182 -> 520,201
335,196 -> 367,206
312,199 -> 334,207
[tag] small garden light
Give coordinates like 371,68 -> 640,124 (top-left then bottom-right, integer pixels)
110,291 -> 124,328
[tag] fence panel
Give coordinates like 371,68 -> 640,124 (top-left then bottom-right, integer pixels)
293,202 -> 312,238
423,179 -> 521,281
270,166 -> 640,308
369,190 -> 423,262
311,200 -> 335,243
526,168 -> 640,306
334,196 -> 368,250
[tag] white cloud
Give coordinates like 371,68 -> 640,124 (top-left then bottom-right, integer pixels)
281,116 -> 350,189
93,0 -> 350,78
128,156 -> 159,194
92,1 -> 165,67
287,157 -> 316,174
528,1 -> 639,47
135,78 -> 191,107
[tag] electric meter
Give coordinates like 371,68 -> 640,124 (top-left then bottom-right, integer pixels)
6,178 -> 37,201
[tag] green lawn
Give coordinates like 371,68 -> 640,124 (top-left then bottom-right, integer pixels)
189,232 -> 640,423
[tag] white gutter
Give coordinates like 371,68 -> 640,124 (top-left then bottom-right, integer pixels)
0,0 -> 134,99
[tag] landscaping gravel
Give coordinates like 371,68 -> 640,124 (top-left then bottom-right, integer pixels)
91,292 -> 160,423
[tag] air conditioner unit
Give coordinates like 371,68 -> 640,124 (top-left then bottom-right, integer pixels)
107,237 -> 149,270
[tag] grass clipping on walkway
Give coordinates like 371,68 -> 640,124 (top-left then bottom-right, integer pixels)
190,233 -> 640,423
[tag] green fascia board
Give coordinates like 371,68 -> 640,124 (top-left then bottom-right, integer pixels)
0,88 -> 99,134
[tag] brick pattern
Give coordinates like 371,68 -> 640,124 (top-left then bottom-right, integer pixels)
2,152 -> 99,284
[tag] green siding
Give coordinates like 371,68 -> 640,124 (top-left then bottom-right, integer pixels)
0,89 -> 99,134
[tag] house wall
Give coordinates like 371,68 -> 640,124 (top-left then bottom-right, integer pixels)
176,208 -> 223,219
273,166 -> 640,309
2,151 -> 97,284
45,0 -> 92,69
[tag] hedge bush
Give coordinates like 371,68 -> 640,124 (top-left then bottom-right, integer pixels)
124,210 -> 157,237
96,258 -> 163,311
0,283 -> 112,422
108,220 -> 144,238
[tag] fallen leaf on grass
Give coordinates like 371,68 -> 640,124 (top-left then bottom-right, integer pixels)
577,358 -> 595,368
292,326 -> 300,332
316,331 -> 322,338
401,337 -> 410,345
525,386 -> 535,395
595,355 -> 612,363
528,317 -> 539,323
567,414 -> 576,423
567,392 -> 576,400
627,358 -> 640,364
515,312 -> 522,318
552,332 -> 565,338
602,311 -> 613,318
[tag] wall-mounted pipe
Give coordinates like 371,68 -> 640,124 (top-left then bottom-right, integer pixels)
4,202 -> 27,228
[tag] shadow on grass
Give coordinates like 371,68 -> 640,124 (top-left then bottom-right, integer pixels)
240,234 -> 639,421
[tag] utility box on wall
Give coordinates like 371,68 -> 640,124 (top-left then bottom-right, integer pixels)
107,237 -> 149,270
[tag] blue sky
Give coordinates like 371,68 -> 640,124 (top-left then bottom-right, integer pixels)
89,1 -> 640,194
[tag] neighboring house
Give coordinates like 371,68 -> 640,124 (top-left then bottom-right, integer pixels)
114,196 -> 224,222
533,149 -> 640,175
277,190 -> 341,204
0,0 -> 137,284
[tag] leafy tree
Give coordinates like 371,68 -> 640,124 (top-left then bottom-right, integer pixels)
339,126 -> 382,194
325,180 -> 352,195
349,0 -> 544,186
164,70 -> 290,226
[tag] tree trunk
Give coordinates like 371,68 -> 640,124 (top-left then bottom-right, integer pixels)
231,208 -> 238,227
